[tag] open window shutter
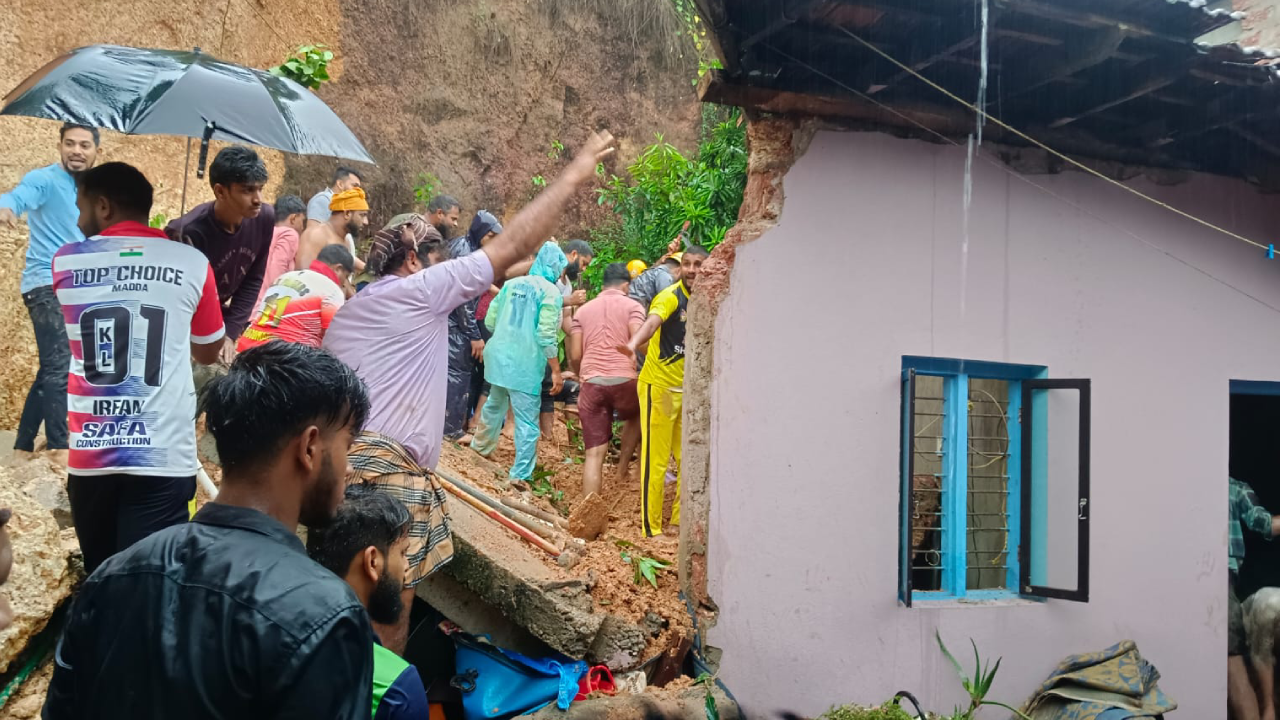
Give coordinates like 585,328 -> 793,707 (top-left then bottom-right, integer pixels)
1019,379 -> 1091,602
899,370 -> 916,607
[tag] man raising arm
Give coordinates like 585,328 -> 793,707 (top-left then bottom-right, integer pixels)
481,132 -> 614,279
322,131 -> 613,651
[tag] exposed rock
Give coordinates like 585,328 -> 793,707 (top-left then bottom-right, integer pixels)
0,467 -> 79,674
6,456 -> 70,529
555,544 -> 584,571
567,492 -> 608,541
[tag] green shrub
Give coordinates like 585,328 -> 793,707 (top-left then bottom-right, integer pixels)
268,45 -> 334,90
596,105 -> 745,262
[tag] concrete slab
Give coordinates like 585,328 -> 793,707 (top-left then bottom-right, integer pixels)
437,468 -> 648,668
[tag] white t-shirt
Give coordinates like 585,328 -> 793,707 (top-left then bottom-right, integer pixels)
53,222 -> 225,476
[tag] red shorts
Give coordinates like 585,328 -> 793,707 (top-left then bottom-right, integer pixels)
578,379 -> 640,449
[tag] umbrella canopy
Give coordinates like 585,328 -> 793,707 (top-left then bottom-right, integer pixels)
1,44 -> 373,165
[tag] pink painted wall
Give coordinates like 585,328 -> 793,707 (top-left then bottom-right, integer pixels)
706,129 -> 1280,717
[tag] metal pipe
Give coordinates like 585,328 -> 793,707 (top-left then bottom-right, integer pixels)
434,468 -> 561,542
500,497 -> 568,529
436,475 -> 560,557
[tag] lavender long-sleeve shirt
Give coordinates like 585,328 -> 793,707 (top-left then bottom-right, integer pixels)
323,250 -> 494,469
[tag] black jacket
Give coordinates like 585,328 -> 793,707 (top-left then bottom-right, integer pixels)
43,503 -> 373,720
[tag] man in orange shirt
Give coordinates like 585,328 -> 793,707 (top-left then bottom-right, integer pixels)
238,244 -> 354,351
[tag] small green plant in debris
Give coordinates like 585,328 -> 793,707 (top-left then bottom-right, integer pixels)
817,702 -> 913,720
693,57 -> 723,86
148,213 -> 167,229
547,140 -> 564,160
531,175 -> 547,188
615,539 -> 670,588
565,416 -> 585,457
269,44 -> 334,90
530,464 -> 564,504
936,631 -> 1032,720
413,172 -> 442,212
695,673 -> 719,720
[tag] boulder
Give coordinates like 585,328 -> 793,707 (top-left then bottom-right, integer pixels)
567,492 -> 608,541
0,466 -> 79,673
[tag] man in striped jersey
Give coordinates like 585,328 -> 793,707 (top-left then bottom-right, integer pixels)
53,162 -> 224,573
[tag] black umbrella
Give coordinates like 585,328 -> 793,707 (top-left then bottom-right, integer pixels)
1,44 -> 373,205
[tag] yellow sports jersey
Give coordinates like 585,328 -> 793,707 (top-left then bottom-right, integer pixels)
639,281 -> 689,390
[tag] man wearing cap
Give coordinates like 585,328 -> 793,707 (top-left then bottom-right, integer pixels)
444,211 -> 503,441
296,187 -> 370,274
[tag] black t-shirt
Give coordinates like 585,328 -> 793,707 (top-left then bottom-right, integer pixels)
166,202 -> 276,339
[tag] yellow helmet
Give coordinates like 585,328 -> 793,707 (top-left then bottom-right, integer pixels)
626,259 -> 648,278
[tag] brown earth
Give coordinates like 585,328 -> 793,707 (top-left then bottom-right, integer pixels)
285,0 -> 702,231
0,0 -> 700,425
436,411 -> 693,665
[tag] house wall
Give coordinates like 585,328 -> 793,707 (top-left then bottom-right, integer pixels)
705,129 -> 1280,717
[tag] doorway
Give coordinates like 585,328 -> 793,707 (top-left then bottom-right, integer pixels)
1231,382 -> 1280,598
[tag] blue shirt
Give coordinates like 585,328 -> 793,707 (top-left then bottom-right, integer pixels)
0,163 -> 84,293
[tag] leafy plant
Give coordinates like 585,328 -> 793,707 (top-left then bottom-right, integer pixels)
148,213 -> 168,229
413,172 -> 442,212
594,106 -> 746,269
616,539 -> 670,587
695,673 -> 719,720
547,140 -> 565,160
531,175 -> 547,188
530,464 -> 564,505
694,57 -> 724,86
269,44 -> 334,90
935,631 -> 1032,720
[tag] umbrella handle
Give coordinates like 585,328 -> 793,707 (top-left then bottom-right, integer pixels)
195,121 -> 215,180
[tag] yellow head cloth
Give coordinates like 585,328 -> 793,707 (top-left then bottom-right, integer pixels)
329,187 -> 369,212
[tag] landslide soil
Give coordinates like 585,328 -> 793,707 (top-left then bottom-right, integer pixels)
436,414 -> 692,665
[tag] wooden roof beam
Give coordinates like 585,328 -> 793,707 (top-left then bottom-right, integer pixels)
1230,123 -> 1280,158
999,25 -> 1126,100
992,28 -> 1062,46
1002,0 -> 1194,45
1048,66 -> 1182,128
740,0 -> 828,52
862,31 -> 984,95
1138,85 -> 1275,148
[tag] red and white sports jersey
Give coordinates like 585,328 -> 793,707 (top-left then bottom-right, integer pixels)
53,221 -> 224,476
236,265 -> 345,352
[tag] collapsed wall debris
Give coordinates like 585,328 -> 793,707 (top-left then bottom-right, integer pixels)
427,442 -> 699,676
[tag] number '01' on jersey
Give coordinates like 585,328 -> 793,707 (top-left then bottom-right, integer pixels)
52,223 -> 225,476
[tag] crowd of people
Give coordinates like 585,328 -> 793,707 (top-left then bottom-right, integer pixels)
0,120 -> 715,716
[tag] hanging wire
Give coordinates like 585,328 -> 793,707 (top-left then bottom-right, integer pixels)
761,43 -> 1280,316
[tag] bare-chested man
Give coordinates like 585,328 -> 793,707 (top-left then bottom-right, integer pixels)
295,187 -> 369,271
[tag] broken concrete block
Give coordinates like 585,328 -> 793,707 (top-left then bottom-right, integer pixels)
586,615 -> 648,670
567,491 -> 607,541
0,467 -> 79,673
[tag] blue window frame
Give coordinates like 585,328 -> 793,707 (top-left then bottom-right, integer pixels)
899,356 -> 1091,605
